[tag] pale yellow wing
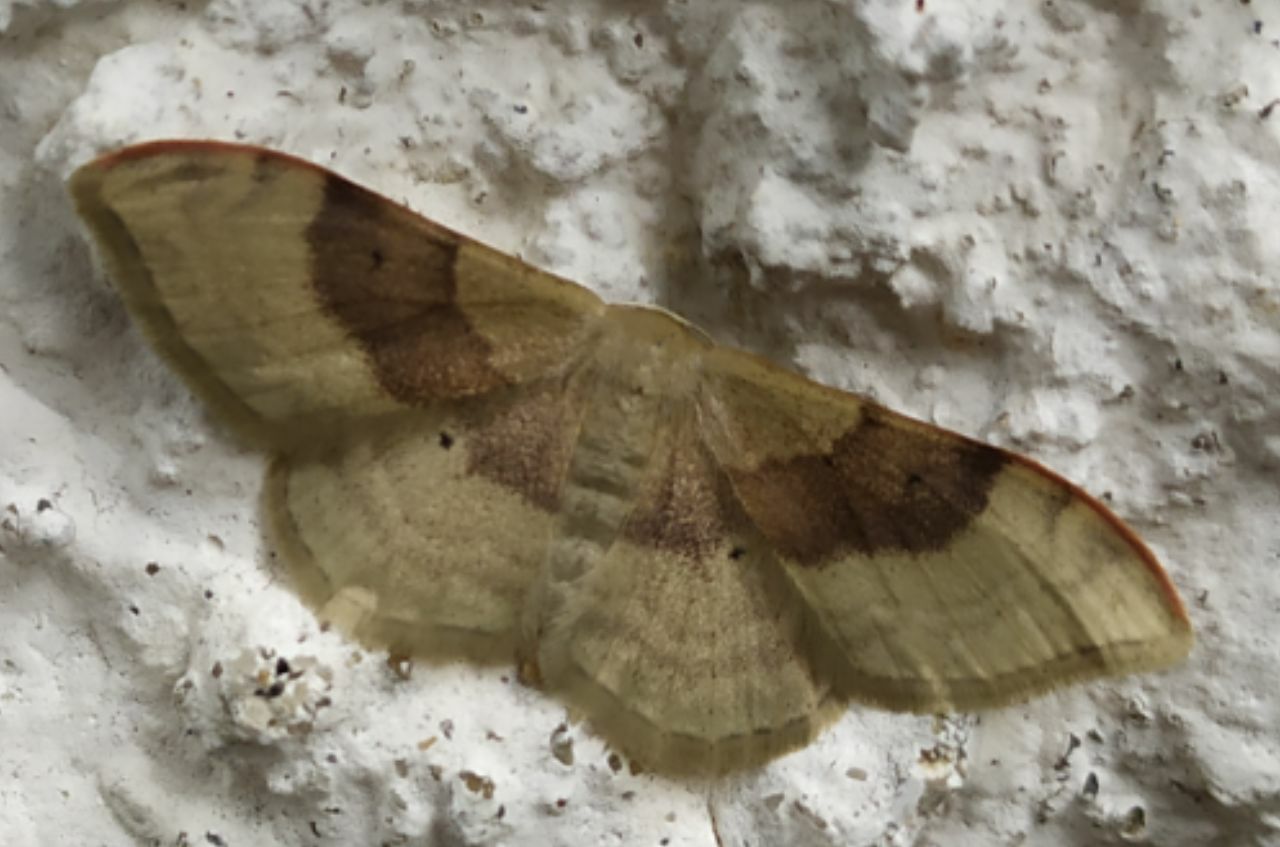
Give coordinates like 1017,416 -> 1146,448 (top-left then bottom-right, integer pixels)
71,141 -> 605,659
527,318 -> 842,773
69,141 -> 605,447
271,375 -> 591,661
697,347 -> 1193,713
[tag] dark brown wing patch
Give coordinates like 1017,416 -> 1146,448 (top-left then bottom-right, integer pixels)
622,419 -> 752,566
727,406 -> 1008,564
463,377 -> 587,512
307,171 -> 507,401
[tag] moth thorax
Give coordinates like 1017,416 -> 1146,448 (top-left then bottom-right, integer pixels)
598,304 -> 710,398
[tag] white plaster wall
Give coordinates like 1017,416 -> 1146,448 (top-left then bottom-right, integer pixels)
1,1 -> 1276,845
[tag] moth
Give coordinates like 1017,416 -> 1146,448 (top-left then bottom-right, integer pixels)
70,141 -> 1192,775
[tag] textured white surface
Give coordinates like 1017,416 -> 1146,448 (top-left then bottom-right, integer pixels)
1,1 -> 1276,845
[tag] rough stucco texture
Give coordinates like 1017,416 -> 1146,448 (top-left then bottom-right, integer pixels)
2,1 -> 1278,845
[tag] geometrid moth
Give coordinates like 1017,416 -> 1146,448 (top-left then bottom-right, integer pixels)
71,141 -> 1192,775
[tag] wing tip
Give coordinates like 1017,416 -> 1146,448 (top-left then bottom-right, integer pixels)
1000,448 -> 1193,629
